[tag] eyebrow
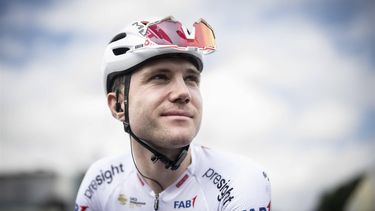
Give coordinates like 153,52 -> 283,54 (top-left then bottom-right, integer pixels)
141,66 -> 200,78
186,67 -> 201,75
140,68 -> 170,78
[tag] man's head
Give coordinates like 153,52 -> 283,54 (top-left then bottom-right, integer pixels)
101,16 -> 215,169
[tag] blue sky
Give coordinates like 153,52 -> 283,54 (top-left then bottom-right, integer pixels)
1,0 -> 374,66
1,0 -> 374,210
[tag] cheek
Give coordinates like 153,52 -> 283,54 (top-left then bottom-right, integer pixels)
193,90 -> 203,112
129,90 -> 162,117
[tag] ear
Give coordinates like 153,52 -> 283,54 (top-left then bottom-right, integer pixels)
107,92 -> 125,122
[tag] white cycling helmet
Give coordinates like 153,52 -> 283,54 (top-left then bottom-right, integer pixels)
102,16 -> 216,93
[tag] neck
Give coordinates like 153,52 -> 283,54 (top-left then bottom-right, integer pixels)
131,138 -> 192,193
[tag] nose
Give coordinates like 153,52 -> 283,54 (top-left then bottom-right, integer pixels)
169,78 -> 191,104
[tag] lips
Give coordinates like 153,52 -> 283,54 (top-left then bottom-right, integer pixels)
161,110 -> 193,118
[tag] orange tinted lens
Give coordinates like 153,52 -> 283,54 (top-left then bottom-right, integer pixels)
145,18 -> 216,50
193,21 -> 216,49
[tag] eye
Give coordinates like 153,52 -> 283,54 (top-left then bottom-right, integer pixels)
148,73 -> 170,84
185,75 -> 200,85
149,74 -> 169,81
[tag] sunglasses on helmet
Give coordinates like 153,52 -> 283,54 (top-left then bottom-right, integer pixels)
133,16 -> 216,54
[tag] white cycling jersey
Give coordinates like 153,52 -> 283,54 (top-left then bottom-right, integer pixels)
75,144 -> 271,211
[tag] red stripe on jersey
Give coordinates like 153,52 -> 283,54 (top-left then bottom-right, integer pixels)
176,174 -> 189,188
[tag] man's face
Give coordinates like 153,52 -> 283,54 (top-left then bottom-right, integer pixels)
128,58 -> 202,149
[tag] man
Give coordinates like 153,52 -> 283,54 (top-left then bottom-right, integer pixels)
75,16 -> 271,211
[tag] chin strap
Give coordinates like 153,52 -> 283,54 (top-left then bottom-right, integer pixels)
122,74 -> 189,170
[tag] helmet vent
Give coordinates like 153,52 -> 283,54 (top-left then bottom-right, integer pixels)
109,33 -> 127,44
112,47 -> 130,55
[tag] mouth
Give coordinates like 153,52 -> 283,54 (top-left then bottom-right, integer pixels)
161,110 -> 194,118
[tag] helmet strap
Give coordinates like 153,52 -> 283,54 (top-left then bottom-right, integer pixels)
122,74 -> 189,170
123,75 -> 131,133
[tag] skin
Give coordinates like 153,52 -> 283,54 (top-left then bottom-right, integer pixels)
107,57 -> 202,193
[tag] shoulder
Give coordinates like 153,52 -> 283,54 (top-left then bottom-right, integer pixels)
191,144 -> 271,210
86,154 -> 129,175
75,153 -> 132,210
192,144 -> 268,178
83,154 -> 130,187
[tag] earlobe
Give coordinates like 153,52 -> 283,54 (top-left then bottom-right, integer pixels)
107,92 -> 125,122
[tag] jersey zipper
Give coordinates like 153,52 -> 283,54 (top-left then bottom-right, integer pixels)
154,193 -> 159,211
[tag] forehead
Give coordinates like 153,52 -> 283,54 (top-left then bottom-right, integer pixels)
135,57 -> 200,75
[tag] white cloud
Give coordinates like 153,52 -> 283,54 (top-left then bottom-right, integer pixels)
294,101 -> 360,142
199,16 -> 371,144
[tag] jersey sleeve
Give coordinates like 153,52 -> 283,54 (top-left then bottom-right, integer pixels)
223,167 -> 271,211
223,171 -> 271,211
74,155 -> 127,211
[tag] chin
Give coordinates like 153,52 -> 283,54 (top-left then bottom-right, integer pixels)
171,137 -> 192,148
162,130 -> 196,148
